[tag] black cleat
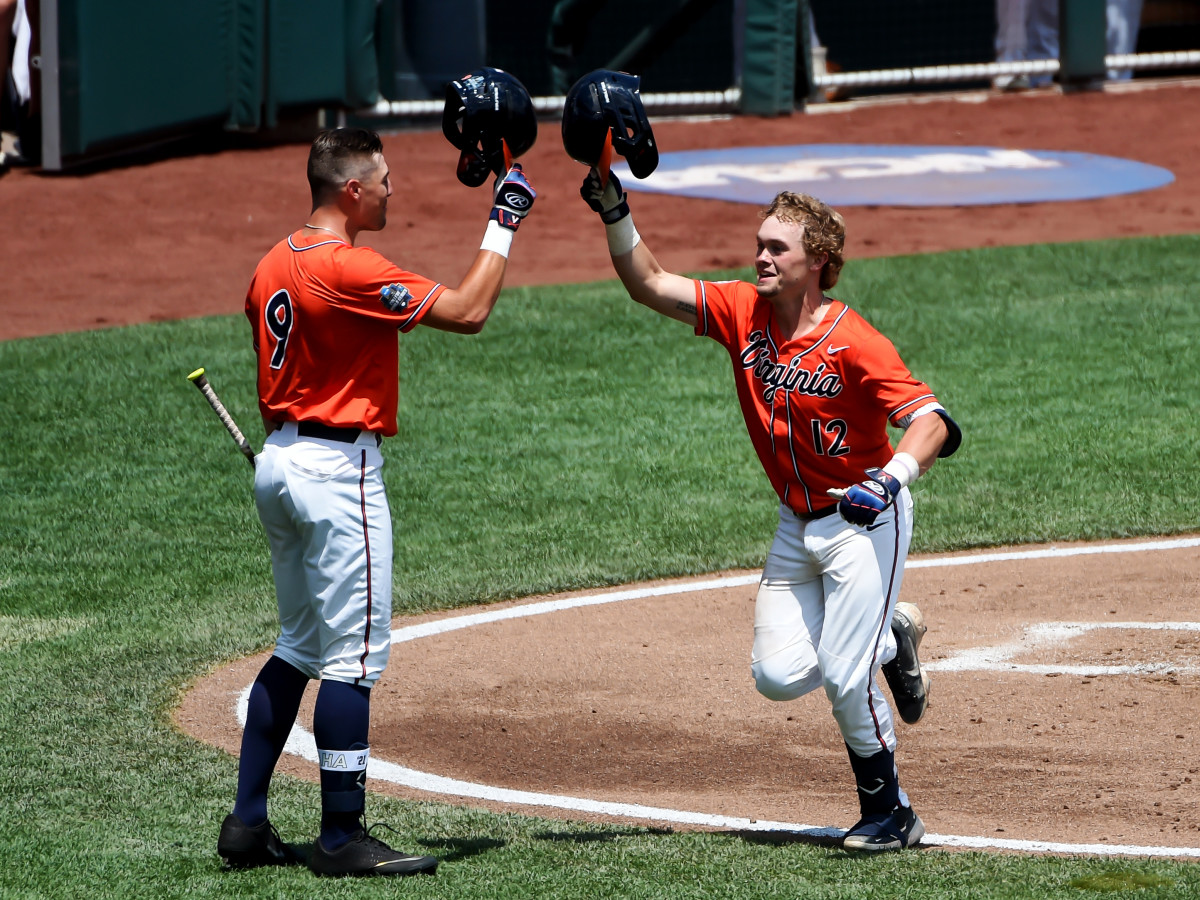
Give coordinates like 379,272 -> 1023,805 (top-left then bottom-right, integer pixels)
843,804 -> 925,851
882,602 -> 930,724
309,824 -> 438,877
217,813 -> 302,868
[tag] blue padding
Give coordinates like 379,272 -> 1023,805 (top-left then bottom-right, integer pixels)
615,144 -> 1174,207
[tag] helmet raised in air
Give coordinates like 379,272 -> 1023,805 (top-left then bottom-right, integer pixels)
443,67 -> 538,187
561,69 -> 658,179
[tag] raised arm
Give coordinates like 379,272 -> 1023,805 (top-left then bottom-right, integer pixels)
580,169 -> 698,327
421,164 -> 536,334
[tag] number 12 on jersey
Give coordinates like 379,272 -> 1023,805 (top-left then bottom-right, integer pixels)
811,418 -> 850,457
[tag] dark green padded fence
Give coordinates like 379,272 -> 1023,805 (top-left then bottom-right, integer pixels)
36,1 -> 1185,169
42,0 -> 379,170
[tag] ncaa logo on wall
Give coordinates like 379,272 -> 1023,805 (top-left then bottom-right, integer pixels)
613,144 -> 1174,207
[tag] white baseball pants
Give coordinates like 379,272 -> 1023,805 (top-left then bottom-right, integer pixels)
751,491 -> 913,758
253,422 -> 392,686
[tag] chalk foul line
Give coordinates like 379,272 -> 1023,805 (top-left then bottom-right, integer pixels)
233,535 -> 1200,859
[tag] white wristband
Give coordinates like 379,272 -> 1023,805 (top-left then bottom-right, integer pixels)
480,219 -> 514,258
605,215 -> 641,256
882,452 -> 921,488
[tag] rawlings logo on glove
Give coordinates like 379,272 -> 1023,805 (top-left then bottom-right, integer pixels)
829,468 -> 901,527
491,164 -> 536,232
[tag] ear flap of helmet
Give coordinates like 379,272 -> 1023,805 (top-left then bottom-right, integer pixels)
456,149 -> 492,188
622,129 -> 659,179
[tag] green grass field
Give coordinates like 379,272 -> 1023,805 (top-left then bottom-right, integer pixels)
2,235 -> 1198,898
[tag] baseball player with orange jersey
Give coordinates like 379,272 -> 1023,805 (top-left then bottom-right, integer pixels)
580,173 -> 960,851
217,123 -> 536,876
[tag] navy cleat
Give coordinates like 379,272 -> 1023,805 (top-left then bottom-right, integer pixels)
843,804 -> 925,851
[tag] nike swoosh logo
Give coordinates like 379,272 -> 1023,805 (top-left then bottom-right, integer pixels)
828,344 -> 850,354
865,522 -> 886,532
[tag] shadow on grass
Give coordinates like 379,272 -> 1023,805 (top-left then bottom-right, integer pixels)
730,828 -> 845,852
418,835 -> 507,862
534,826 -> 675,844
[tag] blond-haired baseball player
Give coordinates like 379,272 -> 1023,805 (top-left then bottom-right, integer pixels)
580,171 -> 960,851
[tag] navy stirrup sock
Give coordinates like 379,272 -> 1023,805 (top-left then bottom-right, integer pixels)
232,656 -> 309,827
846,744 -> 901,816
314,680 -> 373,849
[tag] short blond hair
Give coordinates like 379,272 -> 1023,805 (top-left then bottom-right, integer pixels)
761,192 -> 845,291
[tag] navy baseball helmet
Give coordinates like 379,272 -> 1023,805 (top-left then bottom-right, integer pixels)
561,69 -> 658,179
443,67 -> 538,187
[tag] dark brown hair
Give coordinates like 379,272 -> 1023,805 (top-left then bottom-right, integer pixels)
307,128 -> 385,209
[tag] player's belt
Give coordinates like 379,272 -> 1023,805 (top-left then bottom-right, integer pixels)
789,504 -> 839,522
297,421 -> 381,446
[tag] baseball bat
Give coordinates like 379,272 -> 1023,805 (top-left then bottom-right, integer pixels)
187,367 -> 256,467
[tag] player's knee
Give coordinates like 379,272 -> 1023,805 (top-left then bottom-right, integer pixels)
752,657 -> 818,701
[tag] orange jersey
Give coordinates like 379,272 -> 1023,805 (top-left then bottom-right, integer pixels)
246,232 -> 444,435
696,279 -> 943,516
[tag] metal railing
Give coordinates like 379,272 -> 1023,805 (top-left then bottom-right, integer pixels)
355,51 -> 1200,120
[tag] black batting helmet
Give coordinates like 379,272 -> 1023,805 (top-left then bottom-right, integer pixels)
443,67 -> 538,187
561,69 -> 658,179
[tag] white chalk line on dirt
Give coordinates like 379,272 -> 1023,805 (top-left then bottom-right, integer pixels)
929,620 -> 1200,676
235,535 -> 1200,859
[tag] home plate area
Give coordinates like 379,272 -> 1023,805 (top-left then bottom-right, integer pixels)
330,537 -> 1200,859
180,537 -> 1200,860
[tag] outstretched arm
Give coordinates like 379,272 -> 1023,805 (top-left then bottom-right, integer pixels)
422,164 -> 536,334
581,169 -> 698,327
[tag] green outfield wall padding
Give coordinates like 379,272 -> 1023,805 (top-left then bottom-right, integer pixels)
54,0 -> 251,157
1059,0 -> 1107,87
489,0 -> 733,98
377,0 -> 486,101
266,0 -> 379,124
229,0 -> 266,130
48,0 -> 377,166
741,0 -> 798,115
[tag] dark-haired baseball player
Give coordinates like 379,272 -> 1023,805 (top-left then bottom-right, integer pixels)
579,171 -> 959,851
216,126 -> 535,876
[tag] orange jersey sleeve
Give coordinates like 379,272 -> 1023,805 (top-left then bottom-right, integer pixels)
246,233 -> 445,435
695,279 -> 944,515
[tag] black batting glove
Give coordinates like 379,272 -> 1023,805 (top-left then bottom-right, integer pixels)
580,168 -> 630,224
491,164 -> 536,232
830,468 -> 901,527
